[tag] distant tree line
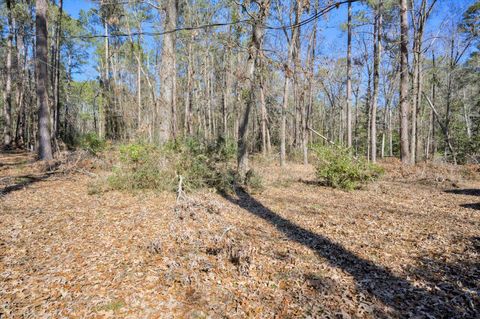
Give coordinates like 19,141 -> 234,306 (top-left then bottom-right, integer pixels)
0,0 -> 478,168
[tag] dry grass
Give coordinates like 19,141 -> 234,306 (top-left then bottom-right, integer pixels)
1,152 -> 479,318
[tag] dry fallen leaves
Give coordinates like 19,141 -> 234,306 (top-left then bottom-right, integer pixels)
0,152 -> 479,318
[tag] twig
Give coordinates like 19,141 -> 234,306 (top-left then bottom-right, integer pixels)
176,175 -> 189,203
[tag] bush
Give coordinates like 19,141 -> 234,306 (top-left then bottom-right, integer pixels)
170,137 -> 238,192
312,145 -> 383,190
108,143 -> 176,191
80,132 -> 106,155
245,169 -> 264,193
107,137 -> 259,193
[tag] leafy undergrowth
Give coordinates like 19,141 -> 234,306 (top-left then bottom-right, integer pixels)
99,139 -> 262,194
312,145 -> 383,190
0,152 -> 479,318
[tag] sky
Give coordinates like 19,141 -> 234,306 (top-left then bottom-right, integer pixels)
64,1 -> 93,20
61,0 -> 477,81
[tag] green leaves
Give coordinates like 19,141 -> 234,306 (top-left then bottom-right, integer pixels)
80,133 -> 106,155
312,145 -> 383,190
461,1 -> 480,38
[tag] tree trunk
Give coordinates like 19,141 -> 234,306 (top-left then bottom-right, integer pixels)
280,13 -> 298,166
399,0 -> 410,163
158,0 -> 177,144
237,0 -> 270,181
280,72 -> 290,166
370,6 -> 382,163
102,19 -> 114,139
411,42 -> 419,163
260,73 -> 268,156
137,28 -> 142,130
53,0 -> 63,138
15,23 -> 27,147
36,0 -> 53,160
223,44 -> 231,139
3,0 -> 14,147
411,0 -> 436,162
346,0 -> 353,148
445,37 -> 456,164
184,39 -> 194,136
431,52 -> 436,158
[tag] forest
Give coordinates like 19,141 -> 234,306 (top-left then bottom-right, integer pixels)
0,0 -> 479,318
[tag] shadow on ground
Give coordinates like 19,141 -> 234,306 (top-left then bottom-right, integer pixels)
412,236 -> 480,315
0,174 -> 51,195
221,188 -> 479,317
445,189 -> 480,196
461,203 -> 480,211
446,188 -> 480,211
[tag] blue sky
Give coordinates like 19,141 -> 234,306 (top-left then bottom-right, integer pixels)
64,1 -> 93,19
62,0 -> 476,81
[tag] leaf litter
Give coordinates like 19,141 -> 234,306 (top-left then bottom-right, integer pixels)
0,152 -> 479,318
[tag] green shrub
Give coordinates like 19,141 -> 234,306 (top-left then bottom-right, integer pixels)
119,143 -> 152,163
80,132 -> 106,155
108,143 -> 176,191
312,145 -> 383,190
107,137 -> 254,193
245,169 -> 264,193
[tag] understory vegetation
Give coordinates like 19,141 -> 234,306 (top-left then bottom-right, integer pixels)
84,138 -> 382,193
102,137 -> 263,194
79,132 -> 107,156
313,145 -> 384,190
1,151 -> 478,318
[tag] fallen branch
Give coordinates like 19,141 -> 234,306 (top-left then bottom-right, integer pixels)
308,127 -> 335,145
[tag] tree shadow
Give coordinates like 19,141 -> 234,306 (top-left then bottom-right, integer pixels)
297,179 -> 325,187
0,161 -> 30,168
0,150 -> 35,169
445,189 -> 480,196
411,236 -> 480,317
445,189 -> 480,211
0,174 -> 51,196
221,188 -> 475,317
461,203 -> 480,211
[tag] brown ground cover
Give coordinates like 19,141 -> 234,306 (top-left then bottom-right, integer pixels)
1,151 -> 479,318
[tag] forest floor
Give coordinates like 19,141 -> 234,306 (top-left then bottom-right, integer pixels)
0,151 -> 479,318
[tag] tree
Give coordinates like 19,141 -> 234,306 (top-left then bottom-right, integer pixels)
279,0 -> 302,167
53,0 -> 63,137
237,0 -> 270,180
36,0 -> 53,160
460,1 -> 480,41
410,0 -> 437,163
1,0 -> 475,165
158,0 -> 178,143
370,1 -> 382,163
346,0 -> 353,148
399,0 -> 410,163
3,0 -> 14,147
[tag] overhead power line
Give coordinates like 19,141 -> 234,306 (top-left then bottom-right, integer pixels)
62,0 -> 358,39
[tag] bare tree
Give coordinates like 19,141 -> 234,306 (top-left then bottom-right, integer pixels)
410,0 -> 437,163
280,0 -> 301,167
399,0 -> 411,163
237,0 -> 270,180
346,0 -> 353,148
370,2 -> 382,163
